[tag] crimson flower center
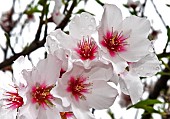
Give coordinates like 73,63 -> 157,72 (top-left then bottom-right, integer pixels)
31,84 -> 54,107
66,76 -> 92,101
75,37 -> 98,60
4,90 -> 24,109
101,30 -> 128,57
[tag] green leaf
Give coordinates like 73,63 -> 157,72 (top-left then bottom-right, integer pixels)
127,99 -> 162,113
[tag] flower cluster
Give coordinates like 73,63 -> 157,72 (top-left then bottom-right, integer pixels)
0,4 -> 160,119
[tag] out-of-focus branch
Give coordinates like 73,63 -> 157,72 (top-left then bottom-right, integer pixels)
157,52 -> 170,59
34,0 -> 47,42
0,0 -> 77,70
141,0 -> 147,17
12,0 -> 34,32
56,0 -> 77,30
150,0 -> 166,28
142,60 -> 170,119
163,26 -> 170,53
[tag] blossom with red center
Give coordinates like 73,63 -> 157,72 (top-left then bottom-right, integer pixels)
46,12 -> 98,69
75,38 -> 98,60
98,4 -> 151,73
101,31 -> 127,57
4,89 -> 24,109
31,83 -> 54,108
51,62 -> 118,119
0,71 -> 25,119
66,76 -> 92,101
118,50 -> 160,104
21,54 -> 63,119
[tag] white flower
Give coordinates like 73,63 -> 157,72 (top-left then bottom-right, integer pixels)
51,62 -> 118,119
98,4 -> 151,73
12,55 -> 33,87
0,56 -> 32,119
118,50 -> 160,104
119,71 -> 143,104
52,0 -> 65,25
20,54 -> 64,119
129,52 -> 161,77
47,12 -> 99,69
0,71 -> 25,119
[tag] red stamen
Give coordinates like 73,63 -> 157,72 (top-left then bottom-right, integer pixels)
101,30 -> 128,57
31,83 -> 54,108
67,76 -> 92,101
3,87 -> 24,109
75,37 -> 98,60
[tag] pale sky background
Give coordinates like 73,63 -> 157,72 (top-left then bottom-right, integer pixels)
0,0 -> 170,119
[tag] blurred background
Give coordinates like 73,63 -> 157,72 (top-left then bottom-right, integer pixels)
0,0 -> 170,119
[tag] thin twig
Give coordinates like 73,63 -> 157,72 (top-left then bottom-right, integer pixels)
141,0 -> 147,17
150,0 -> 166,28
0,0 -> 77,69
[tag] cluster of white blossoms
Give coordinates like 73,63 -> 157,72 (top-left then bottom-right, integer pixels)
0,4 -> 161,119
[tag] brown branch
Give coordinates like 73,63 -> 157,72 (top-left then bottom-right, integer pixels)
141,0 -> 147,17
150,0 -> 166,28
56,0 -> 77,30
157,52 -> 170,59
0,0 -> 77,70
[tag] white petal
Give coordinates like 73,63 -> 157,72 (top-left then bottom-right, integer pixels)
86,80 -> 118,109
45,107 -> 61,119
52,12 -> 65,25
101,51 -> 127,73
12,56 -> 32,86
37,108 -> 48,119
98,4 -> 122,40
22,68 -> 38,87
109,71 -> 119,85
120,72 -> 143,104
69,12 -> 96,39
86,62 -> 113,81
45,36 -> 60,54
71,104 -> 95,119
20,104 -> 39,119
0,108 -> 17,119
36,54 -> 62,85
119,37 -> 150,62
122,16 -> 150,38
130,52 -> 161,77
49,29 -> 76,50
51,83 -> 70,107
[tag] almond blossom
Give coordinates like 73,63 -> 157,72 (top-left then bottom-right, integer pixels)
51,62 -> 118,119
20,54 -> 64,119
98,4 -> 151,73
119,51 -> 160,104
46,12 -> 99,69
0,71 -> 25,119
0,56 -> 32,119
